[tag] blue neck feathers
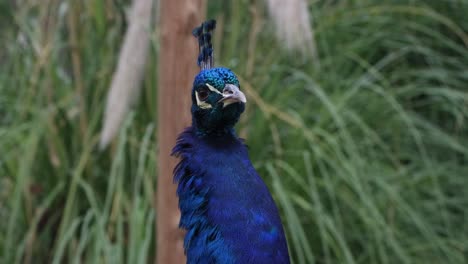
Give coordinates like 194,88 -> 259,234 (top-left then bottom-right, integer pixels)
172,127 -> 290,264
172,127 -> 237,263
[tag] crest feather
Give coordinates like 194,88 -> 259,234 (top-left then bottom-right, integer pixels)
192,20 -> 217,70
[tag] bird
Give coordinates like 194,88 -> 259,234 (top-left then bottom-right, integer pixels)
172,20 -> 290,264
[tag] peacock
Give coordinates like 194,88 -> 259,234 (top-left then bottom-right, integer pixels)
172,20 -> 290,264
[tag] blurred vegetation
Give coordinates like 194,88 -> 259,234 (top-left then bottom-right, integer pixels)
1,0 -> 468,263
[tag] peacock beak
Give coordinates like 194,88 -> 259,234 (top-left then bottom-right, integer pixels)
219,84 -> 247,108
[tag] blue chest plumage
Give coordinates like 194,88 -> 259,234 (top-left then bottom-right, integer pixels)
173,128 -> 290,264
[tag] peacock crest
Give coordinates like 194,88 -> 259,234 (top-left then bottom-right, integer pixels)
192,19 -> 216,70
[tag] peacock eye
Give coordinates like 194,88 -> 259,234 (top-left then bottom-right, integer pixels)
197,87 -> 210,101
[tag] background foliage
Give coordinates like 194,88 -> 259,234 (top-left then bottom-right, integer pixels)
1,0 -> 468,263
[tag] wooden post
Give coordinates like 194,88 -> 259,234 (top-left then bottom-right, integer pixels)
157,1 -> 205,263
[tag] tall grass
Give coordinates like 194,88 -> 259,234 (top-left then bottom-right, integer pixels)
1,0 -> 468,263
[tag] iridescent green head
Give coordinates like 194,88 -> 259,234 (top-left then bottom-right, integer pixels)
191,68 -> 246,136
191,20 -> 246,136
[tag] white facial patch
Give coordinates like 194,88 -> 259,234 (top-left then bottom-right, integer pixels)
205,83 -> 223,95
195,83 -> 223,109
195,91 -> 212,109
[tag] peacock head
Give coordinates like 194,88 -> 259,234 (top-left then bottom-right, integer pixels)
191,67 -> 246,135
191,20 -> 246,136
